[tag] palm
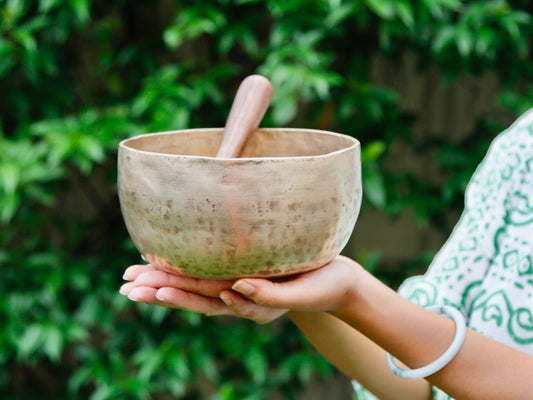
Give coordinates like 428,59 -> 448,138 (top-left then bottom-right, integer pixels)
119,256 -> 358,323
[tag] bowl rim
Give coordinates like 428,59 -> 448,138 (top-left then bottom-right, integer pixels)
118,127 -> 360,161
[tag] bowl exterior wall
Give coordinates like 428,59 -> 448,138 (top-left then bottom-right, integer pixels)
118,128 -> 362,279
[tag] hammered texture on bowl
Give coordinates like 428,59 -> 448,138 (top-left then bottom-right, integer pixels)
118,128 -> 362,279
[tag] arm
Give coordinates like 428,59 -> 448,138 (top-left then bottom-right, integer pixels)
288,311 -> 432,400
340,267 -> 533,400
121,256 -> 533,400
228,257 -> 533,400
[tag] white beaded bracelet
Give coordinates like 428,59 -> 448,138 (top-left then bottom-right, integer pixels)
386,305 -> 467,380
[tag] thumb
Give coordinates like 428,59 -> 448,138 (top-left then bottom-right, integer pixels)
231,277 -> 316,310
231,257 -> 359,312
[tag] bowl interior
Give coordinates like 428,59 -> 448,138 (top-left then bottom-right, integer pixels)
120,128 -> 356,158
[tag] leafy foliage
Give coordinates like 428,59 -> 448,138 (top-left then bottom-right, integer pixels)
2,0 -> 533,398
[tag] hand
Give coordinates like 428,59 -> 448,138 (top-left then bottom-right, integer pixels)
119,256 -> 359,323
119,264 -> 289,324
229,255 -> 360,313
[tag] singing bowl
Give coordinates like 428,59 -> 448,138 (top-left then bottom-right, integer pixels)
118,128 -> 362,279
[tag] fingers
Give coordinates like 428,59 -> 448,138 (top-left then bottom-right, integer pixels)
121,283 -> 286,322
119,265 -> 289,323
120,281 -> 165,305
119,283 -> 171,309
132,269 -> 234,297
119,281 -> 135,296
121,279 -> 235,316
155,287 -> 233,317
220,290 -> 288,324
122,264 -> 235,298
127,286 -> 159,303
121,264 -> 236,316
123,264 -> 158,281
232,277 -> 303,308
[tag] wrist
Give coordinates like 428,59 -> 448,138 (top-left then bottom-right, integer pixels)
326,256 -> 364,316
328,261 -> 395,326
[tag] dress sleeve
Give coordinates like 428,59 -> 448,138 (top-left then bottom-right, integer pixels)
399,108 -> 533,317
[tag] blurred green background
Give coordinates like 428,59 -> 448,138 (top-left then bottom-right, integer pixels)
2,0 -> 533,399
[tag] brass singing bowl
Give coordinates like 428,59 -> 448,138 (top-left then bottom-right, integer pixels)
118,128 -> 362,279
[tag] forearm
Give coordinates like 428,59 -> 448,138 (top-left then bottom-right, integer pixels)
288,311 -> 432,400
334,266 -> 533,400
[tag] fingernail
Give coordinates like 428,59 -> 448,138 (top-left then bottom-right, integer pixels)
155,290 -> 167,302
220,295 -> 233,306
232,281 -> 255,296
123,268 -> 134,281
128,293 -> 139,302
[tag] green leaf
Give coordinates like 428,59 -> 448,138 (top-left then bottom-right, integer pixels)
65,322 -> 88,342
69,366 -> 92,393
455,27 -> 473,57
168,350 -> 190,380
80,137 -> 105,163
0,39 -> 16,77
192,349 -> 217,381
500,15 -> 521,42
0,163 -> 20,223
13,29 -> 37,53
475,27 -> 495,57
27,252 -> 61,268
179,310 -> 202,326
69,0 -> 90,24
163,26 -> 183,49
0,162 -> 20,194
137,349 -> 163,381
395,0 -> 415,29
3,0 -> 27,26
325,3 -> 357,27
75,295 -> 102,326
0,249 -> 8,266
90,384 -> 115,400
271,94 -> 298,125
433,26 -> 456,54
22,15 -> 50,32
16,324 -> 45,359
366,0 -> 395,19
244,346 -> 267,384
363,166 -> 387,209
241,34 -> 259,57
297,358 -> 313,382
361,141 -> 386,165
148,304 -> 170,324
168,379 -> 186,397
43,325 -> 63,362
39,0 -> 62,13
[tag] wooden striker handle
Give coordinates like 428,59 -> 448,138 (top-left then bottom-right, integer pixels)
216,75 -> 273,158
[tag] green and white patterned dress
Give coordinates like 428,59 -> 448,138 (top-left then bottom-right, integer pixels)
353,110 -> 533,399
